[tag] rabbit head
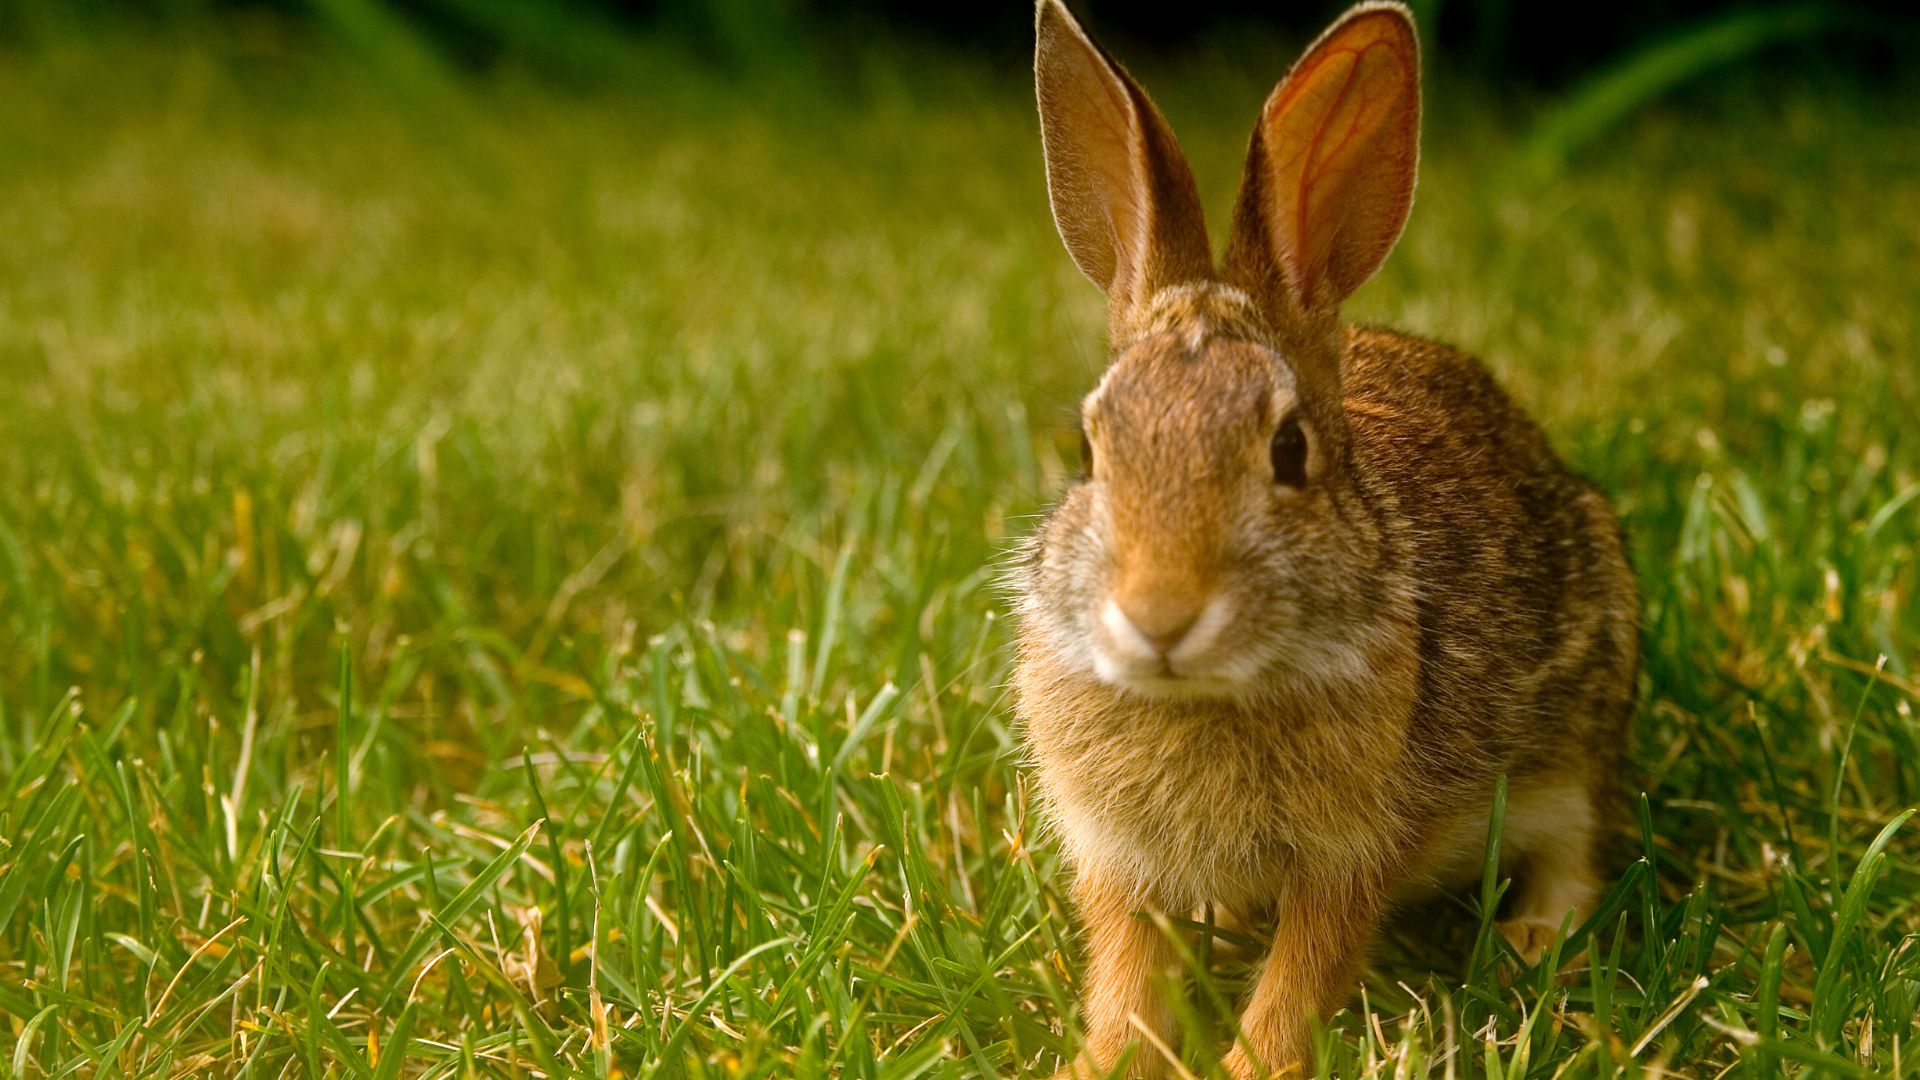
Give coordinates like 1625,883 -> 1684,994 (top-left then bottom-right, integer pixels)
1022,0 -> 1421,699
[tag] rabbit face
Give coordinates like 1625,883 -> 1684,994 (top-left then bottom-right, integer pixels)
1020,0 -> 1420,706
1020,294 -> 1378,701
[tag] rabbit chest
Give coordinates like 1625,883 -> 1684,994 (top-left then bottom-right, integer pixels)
1026,683 -> 1413,908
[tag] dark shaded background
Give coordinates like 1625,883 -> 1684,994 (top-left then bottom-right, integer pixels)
767,0 -> 1909,84
6,0 -> 1915,87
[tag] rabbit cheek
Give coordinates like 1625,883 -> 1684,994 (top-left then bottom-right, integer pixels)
1016,489 -> 1122,678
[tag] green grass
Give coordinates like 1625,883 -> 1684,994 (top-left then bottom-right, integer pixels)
1,20 -> 1918,1079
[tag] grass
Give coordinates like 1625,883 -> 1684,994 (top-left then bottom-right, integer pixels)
0,17 -> 1917,1079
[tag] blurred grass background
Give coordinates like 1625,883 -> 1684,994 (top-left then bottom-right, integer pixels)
1,1 -> 1918,1077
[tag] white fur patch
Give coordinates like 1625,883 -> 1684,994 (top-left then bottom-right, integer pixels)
1399,773 -> 1596,904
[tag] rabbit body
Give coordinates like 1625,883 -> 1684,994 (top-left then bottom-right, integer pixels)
1017,4 -> 1639,1072
1017,324 -> 1637,911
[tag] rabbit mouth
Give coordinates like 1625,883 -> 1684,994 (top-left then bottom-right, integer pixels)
1089,595 -> 1260,697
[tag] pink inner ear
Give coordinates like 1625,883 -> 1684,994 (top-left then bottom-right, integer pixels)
1260,9 -> 1419,313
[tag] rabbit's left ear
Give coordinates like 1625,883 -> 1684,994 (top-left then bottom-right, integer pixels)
1035,0 -> 1214,338
1225,3 -> 1420,323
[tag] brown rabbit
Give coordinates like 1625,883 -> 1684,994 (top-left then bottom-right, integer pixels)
1013,2 -> 1640,1076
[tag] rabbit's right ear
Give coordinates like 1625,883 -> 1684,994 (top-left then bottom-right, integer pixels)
1035,0 -> 1213,337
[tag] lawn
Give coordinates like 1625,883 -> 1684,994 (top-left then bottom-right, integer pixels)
0,15 -> 1917,1079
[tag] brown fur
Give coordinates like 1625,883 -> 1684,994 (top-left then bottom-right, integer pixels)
1019,3 -> 1639,1077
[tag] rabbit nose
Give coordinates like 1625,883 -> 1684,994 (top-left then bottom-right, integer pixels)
1115,598 -> 1201,656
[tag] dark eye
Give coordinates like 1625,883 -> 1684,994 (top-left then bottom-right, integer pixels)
1270,413 -> 1308,487
1080,427 -> 1095,476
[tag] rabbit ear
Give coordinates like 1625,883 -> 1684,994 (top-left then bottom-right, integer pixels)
1224,2 -> 1419,322
1035,0 -> 1213,334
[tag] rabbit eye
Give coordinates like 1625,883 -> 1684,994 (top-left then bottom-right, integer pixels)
1270,414 -> 1308,487
1079,427 -> 1095,477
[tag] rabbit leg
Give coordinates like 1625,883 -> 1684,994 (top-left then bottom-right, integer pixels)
1222,877 -> 1382,1079
1055,867 -> 1179,1080
1497,775 -> 1601,965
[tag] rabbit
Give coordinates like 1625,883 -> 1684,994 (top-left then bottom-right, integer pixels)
1011,1 -> 1641,1077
